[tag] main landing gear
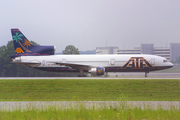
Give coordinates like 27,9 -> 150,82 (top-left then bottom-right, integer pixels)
145,71 -> 149,77
77,69 -> 87,77
103,72 -> 108,77
77,75 -> 87,77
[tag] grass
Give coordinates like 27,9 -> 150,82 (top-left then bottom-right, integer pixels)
0,101 -> 180,120
0,79 -> 179,101
0,79 -> 180,119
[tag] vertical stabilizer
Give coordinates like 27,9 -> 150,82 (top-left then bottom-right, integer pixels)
11,29 -> 55,58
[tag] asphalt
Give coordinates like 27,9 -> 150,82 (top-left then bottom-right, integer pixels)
0,77 -> 180,79
0,73 -> 180,79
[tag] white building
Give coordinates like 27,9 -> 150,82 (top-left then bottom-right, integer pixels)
96,43 -> 180,61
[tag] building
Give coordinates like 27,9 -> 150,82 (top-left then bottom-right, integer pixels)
170,43 -> 180,62
141,44 -> 154,54
154,47 -> 170,61
117,48 -> 141,54
96,43 -> 180,62
96,47 -> 119,54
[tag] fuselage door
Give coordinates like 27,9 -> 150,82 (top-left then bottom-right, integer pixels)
150,58 -> 155,65
42,60 -> 46,66
110,58 -> 115,65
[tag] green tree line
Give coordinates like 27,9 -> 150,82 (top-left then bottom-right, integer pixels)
0,41 -> 79,77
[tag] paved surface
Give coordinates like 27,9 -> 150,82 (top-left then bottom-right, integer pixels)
0,77 -> 180,79
0,101 -> 179,111
0,73 -> 180,79
110,72 -> 180,78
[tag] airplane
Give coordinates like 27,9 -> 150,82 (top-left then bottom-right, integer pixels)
10,29 -> 173,77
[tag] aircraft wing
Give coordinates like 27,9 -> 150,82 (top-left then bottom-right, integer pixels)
48,61 -> 99,70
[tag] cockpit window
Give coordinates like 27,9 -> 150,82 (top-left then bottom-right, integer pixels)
163,60 -> 168,62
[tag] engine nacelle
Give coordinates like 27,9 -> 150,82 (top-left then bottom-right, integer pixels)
89,67 -> 105,76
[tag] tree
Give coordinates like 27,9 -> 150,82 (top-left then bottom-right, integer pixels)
0,41 -> 80,77
0,41 -> 63,77
0,41 -> 17,77
62,45 -> 80,54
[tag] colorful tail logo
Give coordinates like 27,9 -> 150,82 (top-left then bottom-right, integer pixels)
12,29 -> 32,53
11,29 -> 55,58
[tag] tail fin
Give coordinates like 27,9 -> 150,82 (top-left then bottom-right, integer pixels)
11,29 -> 55,58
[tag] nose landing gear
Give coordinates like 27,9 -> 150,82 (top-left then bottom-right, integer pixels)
145,71 -> 149,77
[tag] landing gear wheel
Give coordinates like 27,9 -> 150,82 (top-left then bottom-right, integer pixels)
77,75 -> 87,77
77,69 -> 87,77
145,72 -> 149,77
104,72 -> 108,77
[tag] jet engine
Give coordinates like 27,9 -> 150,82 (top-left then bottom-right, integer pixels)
89,67 -> 105,76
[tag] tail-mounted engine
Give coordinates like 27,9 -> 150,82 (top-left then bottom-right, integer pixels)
89,67 -> 105,76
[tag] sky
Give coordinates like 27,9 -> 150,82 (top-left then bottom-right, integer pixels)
1,0 -> 180,52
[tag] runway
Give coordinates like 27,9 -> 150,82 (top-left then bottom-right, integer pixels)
0,77 -> 180,80
0,73 -> 180,79
0,101 -> 179,111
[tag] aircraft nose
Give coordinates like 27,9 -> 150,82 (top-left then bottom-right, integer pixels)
168,62 -> 173,68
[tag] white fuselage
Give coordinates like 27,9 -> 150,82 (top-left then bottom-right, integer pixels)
13,54 -> 173,73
